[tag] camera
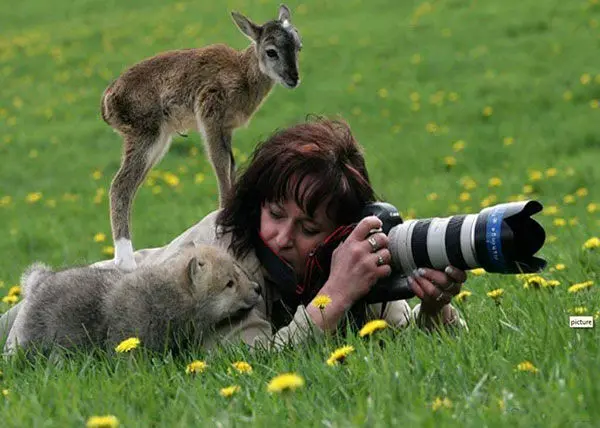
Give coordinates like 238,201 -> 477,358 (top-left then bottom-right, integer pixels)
363,200 -> 547,303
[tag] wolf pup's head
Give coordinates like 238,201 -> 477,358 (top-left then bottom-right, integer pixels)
187,245 -> 262,322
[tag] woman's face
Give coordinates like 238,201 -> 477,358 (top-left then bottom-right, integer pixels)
259,199 -> 336,276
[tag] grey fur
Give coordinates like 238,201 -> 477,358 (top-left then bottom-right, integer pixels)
4,245 -> 261,356
101,4 -> 302,271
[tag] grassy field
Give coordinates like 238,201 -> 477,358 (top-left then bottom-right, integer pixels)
1,0 -> 599,426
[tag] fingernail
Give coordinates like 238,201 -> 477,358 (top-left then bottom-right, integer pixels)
417,268 -> 427,276
407,276 -> 414,284
445,266 -> 454,275
412,269 -> 421,277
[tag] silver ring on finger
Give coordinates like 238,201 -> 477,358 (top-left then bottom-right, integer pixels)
367,236 -> 379,253
376,254 -> 385,267
436,290 -> 450,302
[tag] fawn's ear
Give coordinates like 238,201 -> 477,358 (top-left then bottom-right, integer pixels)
278,4 -> 292,23
231,11 -> 262,42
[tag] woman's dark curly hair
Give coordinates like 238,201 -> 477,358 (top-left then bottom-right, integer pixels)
216,116 -> 379,260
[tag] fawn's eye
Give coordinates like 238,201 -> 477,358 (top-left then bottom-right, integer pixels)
266,49 -> 279,59
226,280 -> 235,288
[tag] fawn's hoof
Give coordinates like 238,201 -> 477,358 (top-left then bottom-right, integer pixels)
114,256 -> 137,272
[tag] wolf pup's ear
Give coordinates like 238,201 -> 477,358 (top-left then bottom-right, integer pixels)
187,257 -> 205,281
278,4 -> 292,23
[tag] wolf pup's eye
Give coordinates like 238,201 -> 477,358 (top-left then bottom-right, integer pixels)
266,49 -> 278,59
226,280 -> 235,288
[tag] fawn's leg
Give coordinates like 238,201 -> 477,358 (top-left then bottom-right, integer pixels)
199,120 -> 234,208
109,128 -> 172,271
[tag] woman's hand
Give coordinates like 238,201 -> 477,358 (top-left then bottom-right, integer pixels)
408,266 -> 467,316
322,216 -> 392,309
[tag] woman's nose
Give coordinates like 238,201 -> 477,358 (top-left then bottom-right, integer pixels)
275,224 -> 293,247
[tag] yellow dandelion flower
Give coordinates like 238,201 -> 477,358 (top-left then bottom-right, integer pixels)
230,361 -> 253,374
594,311 -> 600,320
544,280 -> 561,288
591,99 -> 599,109
547,235 -> 557,243
471,268 -> 486,276
162,172 -> 180,187
448,91 -> 459,101
516,361 -> 539,373
102,246 -> 114,256
444,156 -> 457,167
587,203 -> 598,213
92,170 -> 103,180
480,195 -> 498,208
26,192 -> 42,203
545,168 -> 558,177
427,193 -> 439,201
563,194 -> 575,204
377,88 -> 389,98
482,106 -> 493,117
487,288 -> 504,299
115,337 -> 140,353
186,360 -> 208,374
576,187 -> 588,197
152,185 -> 162,195
455,290 -> 472,302
86,415 -> 119,428
570,306 -> 588,315
0,195 -> 12,207
453,140 -> 466,151
219,385 -> 240,398
568,281 -> 593,293
194,173 -> 205,184
432,397 -> 453,411
583,237 -> 600,250
312,294 -> 332,309
8,285 -> 20,297
555,263 -> 566,270
93,233 -> 106,243
528,170 -> 543,182
580,73 -> 592,85
563,90 -> 573,101
523,276 -> 547,289
267,373 -> 305,393
358,319 -> 388,337
2,389 -> 8,397
503,137 -> 514,146
2,295 -> 18,305
569,218 -> 578,226
459,192 -> 471,202
326,345 -> 355,366
522,184 -> 534,194
543,205 -> 559,216
553,218 -> 566,227
488,177 -> 502,187
461,177 -> 477,190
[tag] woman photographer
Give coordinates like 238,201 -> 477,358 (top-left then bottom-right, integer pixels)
0,117 -> 467,351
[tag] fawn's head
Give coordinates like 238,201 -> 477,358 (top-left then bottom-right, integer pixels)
232,4 -> 302,89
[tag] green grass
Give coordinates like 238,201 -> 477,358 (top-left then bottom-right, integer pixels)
1,0 -> 599,425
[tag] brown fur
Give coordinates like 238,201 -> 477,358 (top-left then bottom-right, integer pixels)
101,5 -> 302,271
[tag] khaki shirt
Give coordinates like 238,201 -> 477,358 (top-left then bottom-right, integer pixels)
91,210 -> 466,351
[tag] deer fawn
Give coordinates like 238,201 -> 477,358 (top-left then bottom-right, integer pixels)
100,4 -> 302,271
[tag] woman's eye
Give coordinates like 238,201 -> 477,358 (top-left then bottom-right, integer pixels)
303,227 -> 319,236
269,210 -> 283,219
266,49 -> 279,59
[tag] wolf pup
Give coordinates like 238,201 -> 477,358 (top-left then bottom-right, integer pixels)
104,244 -> 262,353
101,4 -> 302,272
4,245 -> 261,356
